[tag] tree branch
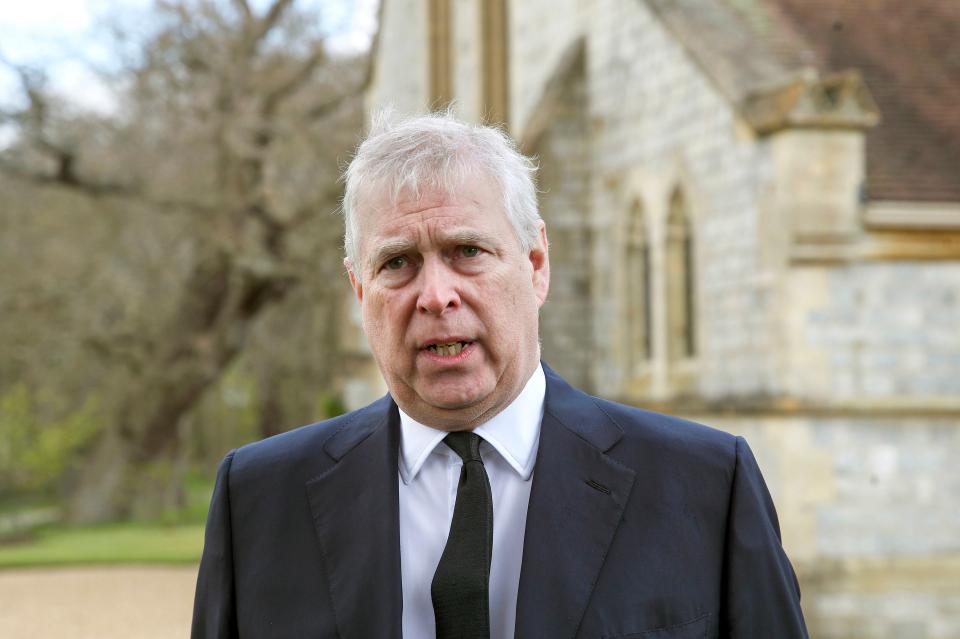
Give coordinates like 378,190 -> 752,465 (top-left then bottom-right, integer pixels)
287,184 -> 345,230
303,89 -> 361,122
3,62 -> 64,150
261,43 -> 327,116
0,158 -> 215,214
231,0 -> 253,25
0,158 -> 133,197
250,0 -> 296,47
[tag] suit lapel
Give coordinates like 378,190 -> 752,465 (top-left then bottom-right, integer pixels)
305,397 -> 402,639
515,367 -> 637,639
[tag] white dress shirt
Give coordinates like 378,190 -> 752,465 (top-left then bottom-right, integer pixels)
398,364 -> 545,639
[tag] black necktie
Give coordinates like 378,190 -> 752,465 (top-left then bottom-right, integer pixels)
431,431 -> 493,639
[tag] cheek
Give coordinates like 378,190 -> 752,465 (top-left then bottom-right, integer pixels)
360,296 -> 386,341
362,292 -> 407,343
485,289 -> 532,340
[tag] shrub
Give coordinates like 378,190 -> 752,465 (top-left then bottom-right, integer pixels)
0,384 -> 102,499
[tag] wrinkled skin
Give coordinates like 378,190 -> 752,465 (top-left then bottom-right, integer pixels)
346,178 -> 550,431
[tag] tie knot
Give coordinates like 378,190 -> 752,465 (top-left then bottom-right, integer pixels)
443,431 -> 484,463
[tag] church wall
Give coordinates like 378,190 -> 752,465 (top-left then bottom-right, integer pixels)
365,2 -> 960,634
505,3 -> 960,635
363,0 -> 960,402
531,59 -> 593,390
781,262 -> 960,401
366,0 -> 430,115
767,129 -> 865,245
583,0 -> 780,400
509,0 -> 585,137
709,413 -> 960,639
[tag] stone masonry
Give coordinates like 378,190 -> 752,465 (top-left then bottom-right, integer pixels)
364,1 -> 960,635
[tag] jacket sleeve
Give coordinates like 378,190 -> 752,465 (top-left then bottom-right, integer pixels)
721,436 -> 809,638
192,450 -> 239,639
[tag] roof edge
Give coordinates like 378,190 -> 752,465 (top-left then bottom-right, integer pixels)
517,37 -> 586,155
742,69 -> 881,135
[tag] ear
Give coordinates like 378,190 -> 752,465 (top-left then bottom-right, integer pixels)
529,221 -> 550,308
345,258 -> 363,303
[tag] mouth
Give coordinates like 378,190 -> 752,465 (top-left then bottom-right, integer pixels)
423,340 -> 473,357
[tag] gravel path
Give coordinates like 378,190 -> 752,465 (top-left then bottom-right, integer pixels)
0,566 -> 199,639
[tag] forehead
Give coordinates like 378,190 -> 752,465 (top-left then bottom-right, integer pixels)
356,176 -> 510,246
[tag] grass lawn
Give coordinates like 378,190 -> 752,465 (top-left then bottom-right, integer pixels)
0,475 -> 212,569
0,522 -> 205,568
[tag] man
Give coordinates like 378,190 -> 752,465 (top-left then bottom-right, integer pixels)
192,112 -> 809,638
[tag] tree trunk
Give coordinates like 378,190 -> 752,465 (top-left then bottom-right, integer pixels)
65,425 -> 186,523
65,250 -> 293,523
257,373 -> 287,439
65,429 -> 138,523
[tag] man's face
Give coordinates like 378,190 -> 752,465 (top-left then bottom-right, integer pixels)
347,176 -> 549,431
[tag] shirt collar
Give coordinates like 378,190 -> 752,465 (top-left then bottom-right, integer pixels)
398,363 -> 545,484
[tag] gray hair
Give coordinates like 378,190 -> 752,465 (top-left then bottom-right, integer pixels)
341,110 -> 540,275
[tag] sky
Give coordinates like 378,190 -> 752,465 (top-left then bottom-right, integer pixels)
0,0 -> 379,113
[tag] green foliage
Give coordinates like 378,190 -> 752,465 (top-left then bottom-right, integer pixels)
0,384 -> 102,498
318,392 -> 346,419
190,362 -> 261,467
153,471 -> 215,526
180,474 -> 215,525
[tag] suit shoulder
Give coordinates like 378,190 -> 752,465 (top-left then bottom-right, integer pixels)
591,395 -> 737,464
229,395 -> 392,478
543,364 -> 735,461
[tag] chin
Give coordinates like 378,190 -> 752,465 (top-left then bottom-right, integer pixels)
418,384 -> 491,412
422,394 -> 484,412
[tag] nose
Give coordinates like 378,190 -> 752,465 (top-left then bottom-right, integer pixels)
416,257 -> 461,315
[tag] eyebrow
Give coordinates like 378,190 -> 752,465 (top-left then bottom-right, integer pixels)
367,239 -> 416,272
366,228 -> 502,272
447,229 -> 499,246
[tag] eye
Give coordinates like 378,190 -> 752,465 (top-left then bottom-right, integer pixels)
459,246 -> 481,258
383,255 -> 408,270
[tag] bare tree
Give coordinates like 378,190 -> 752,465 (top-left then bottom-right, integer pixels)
0,0 -> 366,522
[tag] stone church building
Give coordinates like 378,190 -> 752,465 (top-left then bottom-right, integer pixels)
345,0 -> 960,635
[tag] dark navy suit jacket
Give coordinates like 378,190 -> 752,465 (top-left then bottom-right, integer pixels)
192,364 -> 808,638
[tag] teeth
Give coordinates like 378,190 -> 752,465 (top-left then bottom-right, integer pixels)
428,342 -> 467,356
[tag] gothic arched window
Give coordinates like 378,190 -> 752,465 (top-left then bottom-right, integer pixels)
665,189 -> 696,361
625,200 -> 652,373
